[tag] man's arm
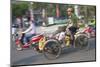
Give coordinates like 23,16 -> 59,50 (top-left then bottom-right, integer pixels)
66,19 -> 73,29
22,24 -> 32,33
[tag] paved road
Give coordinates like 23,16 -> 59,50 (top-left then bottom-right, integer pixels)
11,38 -> 96,66
11,25 -> 96,66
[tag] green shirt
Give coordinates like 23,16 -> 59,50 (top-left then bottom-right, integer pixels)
69,14 -> 78,27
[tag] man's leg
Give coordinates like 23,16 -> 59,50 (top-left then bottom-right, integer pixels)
69,26 -> 77,47
20,34 -> 25,45
26,34 -> 36,43
24,34 -> 36,44
23,35 -> 27,45
71,27 -> 77,47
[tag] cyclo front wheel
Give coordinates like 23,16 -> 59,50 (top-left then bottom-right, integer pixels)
43,39 -> 62,60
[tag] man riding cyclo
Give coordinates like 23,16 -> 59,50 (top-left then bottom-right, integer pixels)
65,7 -> 79,47
51,7 -> 79,47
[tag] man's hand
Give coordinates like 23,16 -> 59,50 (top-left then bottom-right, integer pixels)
17,31 -> 21,35
21,32 -> 25,34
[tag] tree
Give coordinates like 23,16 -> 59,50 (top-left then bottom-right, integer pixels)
12,2 -> 29,17
79,5 -> 96,23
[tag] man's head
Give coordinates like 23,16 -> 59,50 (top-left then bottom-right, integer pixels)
66,8 -> 73,16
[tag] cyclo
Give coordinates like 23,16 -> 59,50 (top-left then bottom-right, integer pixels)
15,24 -> 89,60
41,25 -> 89,60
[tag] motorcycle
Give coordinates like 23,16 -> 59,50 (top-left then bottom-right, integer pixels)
83,25 -> 95,38
15,32 -> 45,52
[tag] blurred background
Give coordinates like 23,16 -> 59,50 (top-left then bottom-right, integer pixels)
11,1 -> 96,28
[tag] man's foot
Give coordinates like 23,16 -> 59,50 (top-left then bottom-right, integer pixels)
70,43 -> 76,48
72,45 -> 76,48
23,43 -> 29,48
16,47 -> 22,51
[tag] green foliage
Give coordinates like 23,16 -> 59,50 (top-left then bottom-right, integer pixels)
46,4 -> 56,17
12,2 -> 28,17
32,2 -> 48,10
12,2 -> 96,20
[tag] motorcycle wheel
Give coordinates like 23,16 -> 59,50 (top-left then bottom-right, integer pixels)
43,39 -> 62,60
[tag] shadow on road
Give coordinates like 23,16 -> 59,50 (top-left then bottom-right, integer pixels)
11,38 -> 96,65
60,38 -> 96,58
12,53 -> 43,65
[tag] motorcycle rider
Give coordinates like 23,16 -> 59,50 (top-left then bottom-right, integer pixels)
22,17 -> 36,46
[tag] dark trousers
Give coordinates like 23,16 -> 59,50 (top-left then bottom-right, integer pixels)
68,26 -> 78,45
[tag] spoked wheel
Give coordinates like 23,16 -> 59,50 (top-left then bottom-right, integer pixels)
43,39 -> 62,60
75,34 -> 89,50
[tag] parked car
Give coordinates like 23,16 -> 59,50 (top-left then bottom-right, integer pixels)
35,18 -> 43,26
54,17 -> 67,24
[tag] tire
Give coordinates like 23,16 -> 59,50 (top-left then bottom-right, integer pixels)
43,39 -> 62,60
75,34 -> 89,49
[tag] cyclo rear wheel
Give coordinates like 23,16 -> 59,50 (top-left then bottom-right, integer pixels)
43,39 -> 62,60
75,33 -> 89,49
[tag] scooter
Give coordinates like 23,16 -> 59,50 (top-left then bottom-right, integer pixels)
83,25 -> 95,38
15,32 -> 44,51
